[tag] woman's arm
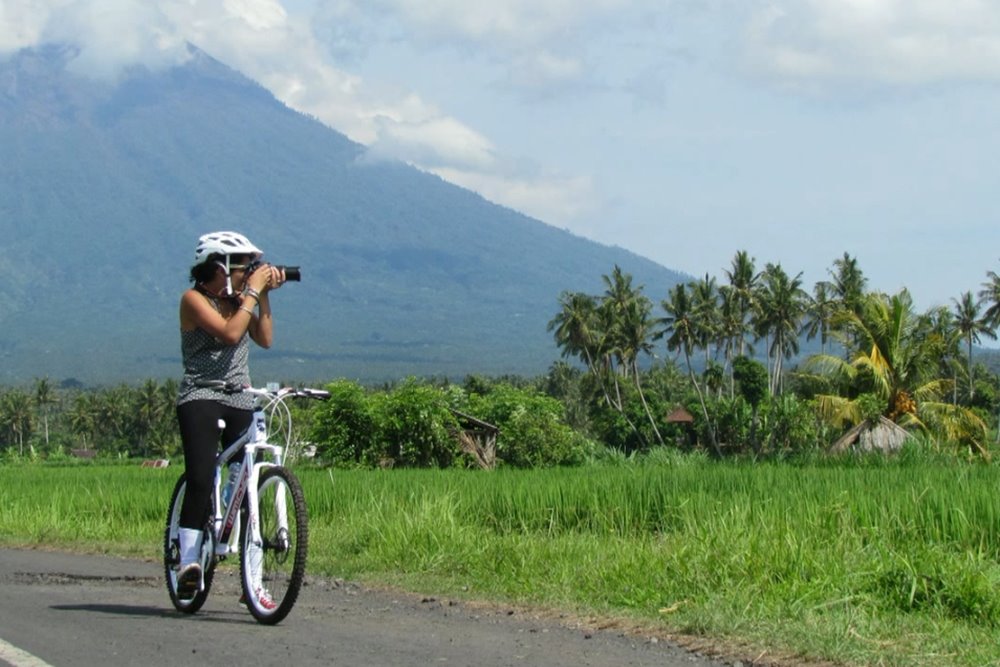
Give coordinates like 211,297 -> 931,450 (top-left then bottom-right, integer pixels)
179,270 -> 272,346
248,266 -> 285,349
179,290 -> 258,346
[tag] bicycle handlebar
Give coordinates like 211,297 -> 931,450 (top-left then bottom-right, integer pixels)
194,380 -> 330,401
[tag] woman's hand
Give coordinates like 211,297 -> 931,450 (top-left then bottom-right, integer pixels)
264,265 -> 286,292
248,264 -> 286,293
246,264 -> 271,294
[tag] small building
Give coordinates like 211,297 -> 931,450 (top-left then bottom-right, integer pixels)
665,406 -> 694,424
830,417 -> 910,454
666,405 -> 696,448
449,408 -> 499,469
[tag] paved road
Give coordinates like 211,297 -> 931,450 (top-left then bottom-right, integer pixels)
0,548 -> 733,667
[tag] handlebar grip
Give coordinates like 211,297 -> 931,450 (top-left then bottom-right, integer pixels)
299,389 -> 331,400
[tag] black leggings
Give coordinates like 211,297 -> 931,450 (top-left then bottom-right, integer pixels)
176,400 -> 254,529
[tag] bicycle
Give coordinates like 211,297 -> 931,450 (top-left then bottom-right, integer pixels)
163,382 -> 330,624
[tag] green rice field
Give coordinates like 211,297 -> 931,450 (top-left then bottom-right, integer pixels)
1,456 -> 998,666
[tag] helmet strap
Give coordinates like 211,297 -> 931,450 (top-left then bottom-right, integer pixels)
213,258 -> 235,297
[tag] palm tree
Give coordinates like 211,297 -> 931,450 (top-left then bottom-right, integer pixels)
802,281 -> 835,355
925,306 -> 962,404
829,252 -> 867,315
951,291 -> 995,402
549,291 -> 601,375
805,290 -> 988,456
753,263 -> 808,394
618,297 -> 665,445
600,265 -> 640,384
69,392 -> 98,452
659,283 -> 721,457
978,268 -> 1000,330
136,379 -> 166,457
549,281 -> 650,444
723,250 -> 759,356
32,377 -> 57,449
0,389 -> 34,456
716,285 -> 745,397
599,266 -> 663,445
550,291 -> 618,407
690,273 -> 720,367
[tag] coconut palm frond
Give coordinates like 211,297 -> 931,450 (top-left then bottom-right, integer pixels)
852,352 -> 892,399
911,378 -> 951,404
918,401 -> 989,458
814,394 -> 859,427
802,353 -> 856,383
866,343 -> 891,378
895,411 -> 925,431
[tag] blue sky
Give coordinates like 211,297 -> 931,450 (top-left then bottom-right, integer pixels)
4,0 -> 999,310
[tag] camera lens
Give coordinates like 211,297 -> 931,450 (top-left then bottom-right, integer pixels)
282,266 -> 301,282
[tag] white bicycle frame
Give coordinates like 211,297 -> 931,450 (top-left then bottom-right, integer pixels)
210,387 -> 293,559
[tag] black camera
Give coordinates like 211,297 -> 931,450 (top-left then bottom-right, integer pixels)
280,266 -> 301,282
246,260 -> 301,282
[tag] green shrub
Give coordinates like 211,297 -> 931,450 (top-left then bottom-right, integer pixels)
468,384 -> 596,467
310,379 -> 378,466
712,396 -> 751,451
374,379 -> 459,468
762,394 -> 822,453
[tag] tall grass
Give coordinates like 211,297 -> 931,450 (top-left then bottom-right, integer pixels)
1,457 -> 998,665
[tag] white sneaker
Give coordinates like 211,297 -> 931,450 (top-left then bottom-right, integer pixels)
176,562 -> 202,599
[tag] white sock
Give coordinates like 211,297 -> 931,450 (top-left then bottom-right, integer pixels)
178,528 -> 203,567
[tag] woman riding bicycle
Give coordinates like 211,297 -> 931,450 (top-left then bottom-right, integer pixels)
175,231 -> 285,600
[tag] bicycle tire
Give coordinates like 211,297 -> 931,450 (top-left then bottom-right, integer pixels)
163,475 -> 217,613
239,466 -> 308,624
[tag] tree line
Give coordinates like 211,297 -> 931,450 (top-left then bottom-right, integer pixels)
549,250 -> 1000,458
5,249 -> 1000,465
0,378 -> 181,460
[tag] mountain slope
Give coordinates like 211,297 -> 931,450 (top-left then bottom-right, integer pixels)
0,46 -> 688,384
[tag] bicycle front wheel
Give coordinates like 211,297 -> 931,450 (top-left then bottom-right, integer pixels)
240,466 -> 308,624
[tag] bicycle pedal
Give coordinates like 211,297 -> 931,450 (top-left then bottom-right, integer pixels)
176,563 -> 202,599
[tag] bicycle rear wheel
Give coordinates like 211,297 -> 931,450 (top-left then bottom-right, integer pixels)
164,475 -> 216,613
240,466 -> 308,624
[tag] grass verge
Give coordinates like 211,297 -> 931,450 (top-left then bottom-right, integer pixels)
1,458 -> 998,666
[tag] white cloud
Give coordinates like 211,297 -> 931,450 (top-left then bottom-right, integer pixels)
367,110 -> 497,170
433,166 -> 597,228
320,0 -> 633,92
745,0 -> 1000,86
1,0 -> 191,77
355,0 -> 627,47
0,0 -> 52,53
222,0 -> 287,31
0,0 -> 597,229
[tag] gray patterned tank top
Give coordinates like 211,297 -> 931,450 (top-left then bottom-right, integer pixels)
176,305 -> 255,410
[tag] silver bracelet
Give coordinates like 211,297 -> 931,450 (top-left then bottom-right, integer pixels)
245,287 -> 260,301
239,306 -> 255,316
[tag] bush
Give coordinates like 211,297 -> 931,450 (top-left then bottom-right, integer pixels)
762,394 -> 822,453
312,379 -> 461,468
585,382 -> 676,454
310,380 -> 378,466
374,379 -> 459,468
467,384 -> 596,467
712,396 -> 751,451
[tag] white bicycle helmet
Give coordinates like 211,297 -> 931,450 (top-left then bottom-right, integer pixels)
193,231 -> 262,268
192,231 -> 263,295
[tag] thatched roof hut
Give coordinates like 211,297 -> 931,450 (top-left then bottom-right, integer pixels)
449,408 -> 499,469
830,416 -> 911,454
666,406 -> 694,424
